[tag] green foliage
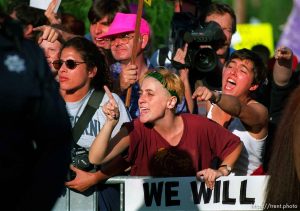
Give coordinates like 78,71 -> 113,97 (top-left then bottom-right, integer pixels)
143,1 -> 174,54
139,0 -> 293,54
60,0 -> 92,33
0,0 -> 293,53
244,0 -> 293,43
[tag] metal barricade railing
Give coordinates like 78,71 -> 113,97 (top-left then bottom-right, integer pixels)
105,177 -> 128,211
52,176 -> 128,211
52,176 -> 268,211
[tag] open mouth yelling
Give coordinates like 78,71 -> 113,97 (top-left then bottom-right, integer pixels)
224,78 -> 236,90
95,38 -> 107,46
139,107 -> 149,115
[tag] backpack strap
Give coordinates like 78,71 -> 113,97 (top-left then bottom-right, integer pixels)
72,90 -> 104,144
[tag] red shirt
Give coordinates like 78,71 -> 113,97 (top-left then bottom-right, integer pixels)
125,113 -> 241,176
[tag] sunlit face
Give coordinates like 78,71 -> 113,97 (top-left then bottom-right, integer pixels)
110,32 -> 148,65
40,39 -> 62,79
205,13 -> 233,58
89,16 -> 110,49
110,32 -> 136,64
222,58 -> 256,97
58,47 -> 94,93
138,77 -> 171,123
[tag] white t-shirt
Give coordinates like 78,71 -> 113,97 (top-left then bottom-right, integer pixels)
66,89 -> 131,149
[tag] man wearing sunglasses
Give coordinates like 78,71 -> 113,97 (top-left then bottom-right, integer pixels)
100,12 -> 151,119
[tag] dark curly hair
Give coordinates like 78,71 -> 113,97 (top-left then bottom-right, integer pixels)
60,36 -> 113,90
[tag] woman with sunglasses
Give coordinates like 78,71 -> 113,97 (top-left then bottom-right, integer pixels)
56,36 -> 131,210
89,68 -> 242,189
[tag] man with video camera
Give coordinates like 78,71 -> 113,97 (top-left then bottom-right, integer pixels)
151,1 -> 236,113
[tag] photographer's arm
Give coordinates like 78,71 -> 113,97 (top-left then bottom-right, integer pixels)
65,155 -> 130,192
180,68 -> 194,113
173,44 -> 194,113
91,156 -> 130,185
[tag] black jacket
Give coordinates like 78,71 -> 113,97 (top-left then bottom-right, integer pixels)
0,17 -> 72,211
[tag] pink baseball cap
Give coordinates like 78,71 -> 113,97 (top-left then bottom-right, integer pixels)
100,12 -> 150,38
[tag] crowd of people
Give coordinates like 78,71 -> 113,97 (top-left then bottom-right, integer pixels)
1,0 -> 300,210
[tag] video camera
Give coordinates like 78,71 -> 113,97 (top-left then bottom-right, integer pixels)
170,4 -> 226,73
66,146 -> 96,181
182,21 -> 226,72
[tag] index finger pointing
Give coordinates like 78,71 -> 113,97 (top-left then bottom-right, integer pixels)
104,85 -> 114,101
32,25 -> 44,32
183,43 -> 188,55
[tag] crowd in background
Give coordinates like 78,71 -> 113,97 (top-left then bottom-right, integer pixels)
0,0 -> 299,210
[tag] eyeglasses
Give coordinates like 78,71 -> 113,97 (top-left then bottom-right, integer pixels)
110,34 -> 135,46
52,59 -> 86,70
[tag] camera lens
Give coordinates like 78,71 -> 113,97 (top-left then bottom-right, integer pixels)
193,48 -> 218,73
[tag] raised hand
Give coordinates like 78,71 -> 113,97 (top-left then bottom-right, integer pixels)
173,43 -> 188,65
33,25 -> 60,44
103,85 -> 119,124
273,46 -> 294,86
119,64 -> 138,91
275,46 -> 293,61
45,0 -> 61,25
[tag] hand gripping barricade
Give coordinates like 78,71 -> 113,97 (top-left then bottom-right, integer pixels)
52,175 -> 271,211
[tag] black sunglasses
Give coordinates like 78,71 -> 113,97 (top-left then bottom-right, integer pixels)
52,59 -> 86,70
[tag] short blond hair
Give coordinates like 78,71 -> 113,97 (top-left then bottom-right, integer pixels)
141,67 -> 185,105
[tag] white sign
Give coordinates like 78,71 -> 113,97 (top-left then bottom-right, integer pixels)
124,176 -> 269,211
30,0 -> 61,13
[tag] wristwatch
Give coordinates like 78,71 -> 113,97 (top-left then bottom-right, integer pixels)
209,91 -> 222,104
219,164 -> 232,175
